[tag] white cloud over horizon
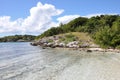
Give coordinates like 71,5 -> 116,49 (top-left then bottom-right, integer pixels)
0,2 -> 119,36
0,2 -> 64,35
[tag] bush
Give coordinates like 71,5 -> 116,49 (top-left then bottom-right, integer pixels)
63,33 -> 77,43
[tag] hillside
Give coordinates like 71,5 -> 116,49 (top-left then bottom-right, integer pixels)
36,15 -> 120,49
31,32 -> 99,50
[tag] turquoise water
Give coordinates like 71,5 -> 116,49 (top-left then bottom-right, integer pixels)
0,42 -> 37,60
0,42 -> 73,80
0,42 -> 120,80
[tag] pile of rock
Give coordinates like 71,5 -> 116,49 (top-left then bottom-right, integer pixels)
31,40 -> 90,49
30,35 -> 95,49
31,35 -> 120,53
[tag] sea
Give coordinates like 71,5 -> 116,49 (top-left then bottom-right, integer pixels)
0,42 -> 120,80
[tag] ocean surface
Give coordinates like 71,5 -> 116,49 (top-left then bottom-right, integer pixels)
0,42 -> 120,80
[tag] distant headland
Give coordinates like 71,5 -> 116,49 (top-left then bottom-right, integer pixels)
0,35 -> 36,42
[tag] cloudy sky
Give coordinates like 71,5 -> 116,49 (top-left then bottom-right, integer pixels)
0,0 -> 119,37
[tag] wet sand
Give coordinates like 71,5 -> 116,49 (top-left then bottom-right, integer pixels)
55,51 -> 120,80
19,51 -> 120,80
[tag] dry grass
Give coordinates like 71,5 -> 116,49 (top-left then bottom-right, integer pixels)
57,32 -> 94,45
58,32 -> 92,41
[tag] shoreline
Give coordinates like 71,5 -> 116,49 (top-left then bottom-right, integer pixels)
30,38 -> 120,53
31,42 -> 120,53
39,46 -> 120,53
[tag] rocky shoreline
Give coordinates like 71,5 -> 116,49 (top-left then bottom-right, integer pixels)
30,35 -> 120,53
31,42 -> 120,53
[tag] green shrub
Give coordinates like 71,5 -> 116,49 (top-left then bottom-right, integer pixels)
116,45 -> 120,49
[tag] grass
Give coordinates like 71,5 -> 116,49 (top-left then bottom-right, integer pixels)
58,32 -> 93,44
39,32 -> 94,45
59,32 -> 92,40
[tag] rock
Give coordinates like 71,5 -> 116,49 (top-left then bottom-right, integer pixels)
59,43 -> 65,47
39,38 -> 48,43
73,41 -> 79,45
47,43 -> 53,47
66,41 -> 79,48
51,45 -> 56,48
42,47 -> 46,49
30,42 -> 38,46
87,50 -> 92,52
43,43 -> 48,47
54,43 -> 59,47
89,44 -> 100,48
72,45 -> 79,48
80,43 -> 89,48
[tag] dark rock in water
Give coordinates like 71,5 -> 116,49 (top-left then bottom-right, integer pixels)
42,47 -> 46,49
30,42 -> 38,46
87,50 -> 92,52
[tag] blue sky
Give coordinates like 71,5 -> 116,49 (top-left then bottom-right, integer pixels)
0,0 -> 119,37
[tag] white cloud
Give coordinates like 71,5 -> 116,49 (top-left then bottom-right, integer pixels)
0,2 -> 64,35
21,2 -> 64,33
0,16 -> 23,33
57,15 -> 80,24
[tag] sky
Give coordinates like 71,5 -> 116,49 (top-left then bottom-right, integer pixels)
0,0 -> 119,37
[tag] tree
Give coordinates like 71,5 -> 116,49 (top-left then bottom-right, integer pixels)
94,26 -> 112,48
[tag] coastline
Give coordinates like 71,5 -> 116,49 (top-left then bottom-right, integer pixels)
54,47 -> 120,53
33,43 -> 120,53
30,41 -> 120,53
30,33 -> 120,53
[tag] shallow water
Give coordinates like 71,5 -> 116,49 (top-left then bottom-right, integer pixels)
0,42 -> 120,80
